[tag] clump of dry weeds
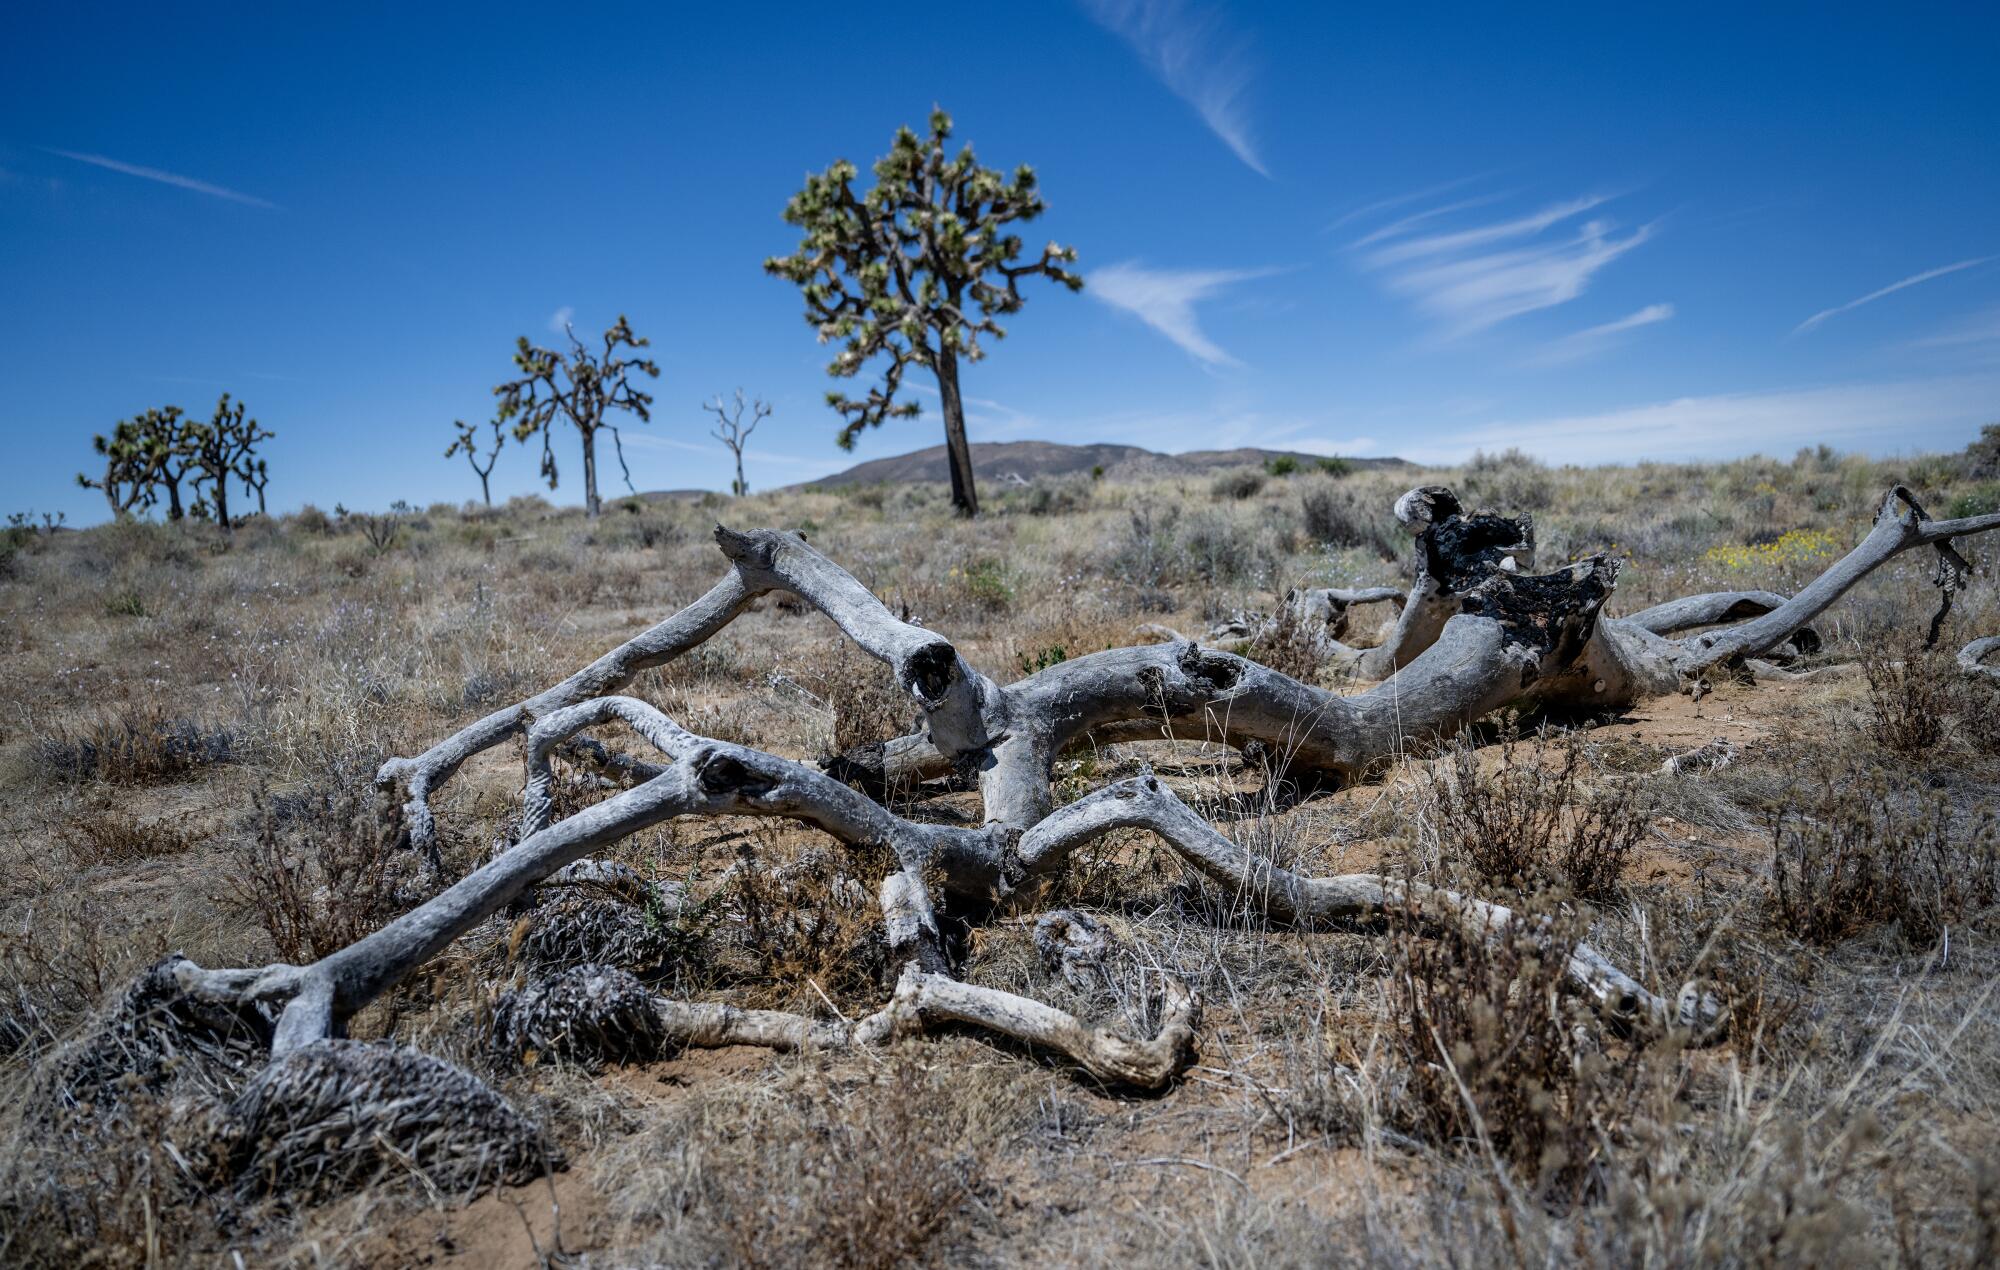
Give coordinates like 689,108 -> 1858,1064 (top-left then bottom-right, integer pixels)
1421,729 -> 1648,902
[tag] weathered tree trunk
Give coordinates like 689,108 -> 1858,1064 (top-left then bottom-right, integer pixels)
934,348 -> 979,518
581,423 -> 602,517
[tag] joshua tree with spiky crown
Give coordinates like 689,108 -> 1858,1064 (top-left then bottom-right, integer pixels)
446,417 -> 506,506
702,389 -> 770,497
135,406 -> 202,520
494,316 -> 658,518
77,418 -> 158,519
187,394 -> 275,535
766,107 -> 1081,518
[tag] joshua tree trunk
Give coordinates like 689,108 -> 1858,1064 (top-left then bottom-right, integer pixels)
68,480 -> 2000,1206
581,425 -> 601,517
934,348 -> 979,518
731,445 -> 747,498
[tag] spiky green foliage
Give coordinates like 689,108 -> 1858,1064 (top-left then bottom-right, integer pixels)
78,419 -> 158,519
186,394 -> 275,534
764,107 -> 1081,516
445,417 -> 506,506
78,406 -> 207,521
494,316 -> 658,518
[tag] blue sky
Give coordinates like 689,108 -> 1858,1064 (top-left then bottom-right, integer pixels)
4,2 -> 1997,522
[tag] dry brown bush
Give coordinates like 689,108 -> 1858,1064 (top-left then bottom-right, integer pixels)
33,704 -> 235,785
1861,631 -> 1964,752
1422,730 -> 1647,902
606,1055 -> 1006,1268
1388,885 -> 1646,1203
1767,761 -> 1999,947
224,779 -> 412,963
59,806 -> 196,867
724,844 -> 891,1013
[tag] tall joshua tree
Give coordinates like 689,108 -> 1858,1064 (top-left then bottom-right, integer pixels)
77,417 -> 158,519
766,107 -> 1081,518
495,316 -> 659,518
446,416 -> 506,506
703,389 -> 771,497
188,393 -> 275,535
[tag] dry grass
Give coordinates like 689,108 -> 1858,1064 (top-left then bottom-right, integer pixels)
1,443 -> 1998,1265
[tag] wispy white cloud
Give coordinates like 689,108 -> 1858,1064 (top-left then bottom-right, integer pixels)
547,306 -> 575,334
1529,302 -> 1675,365
41,147 -> 276,208
1793,257 -> 1995,334
1907,304 -> 2000,355
1289,435 -> 1381,456
1399,375 -> 2000,466
1325,176 -> 1490,233
1082,0 -> 1267,177
621,432 -> 832,469
1349,191 -> 1520,248
1351,193 -> 1653,338
905,381 -> 1042,438
1088,262 -> 1277,366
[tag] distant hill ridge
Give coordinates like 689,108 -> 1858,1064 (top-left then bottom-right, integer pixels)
787,440 -> 1409,490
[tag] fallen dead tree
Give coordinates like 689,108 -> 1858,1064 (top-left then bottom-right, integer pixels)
50,481 -> 1999,1202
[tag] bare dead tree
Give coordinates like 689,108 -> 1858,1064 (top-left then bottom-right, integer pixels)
496,316 -> 659,518
702,389 -> 770,497
64,479 -> 2000,1206
445,417 -> 505,506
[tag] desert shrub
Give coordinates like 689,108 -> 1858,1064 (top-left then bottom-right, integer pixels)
1464,447 -> 1555,510
725,847 -> 889,1012
1315,456 -> 1353,477
290,503 -> 333,535
1020,475 -> 1090,515
1265,455 -> 1300,477
607,1058 -> 998,1268
34,706 -> 236,785
1301,486 -> 1401,558
1767,764 -> 1999,947
0,1085 -> 236,1270
225,779 -> 413,963
1210,469 -> 1264,501
1242,601 -> 1329,686
1860,632 -> 1964,752
1422,732 -> 1647,902
1388,887 -> 1643,1201
1962,423 -> 2000,479
780,639 -> 911,756
1108,503 -> 1179,590
953,556 -> 1014,612
1947,481 -> 2000,519
101,589 -> 146,618
1176,509 -> 1267,585
60,808 -> 196,867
